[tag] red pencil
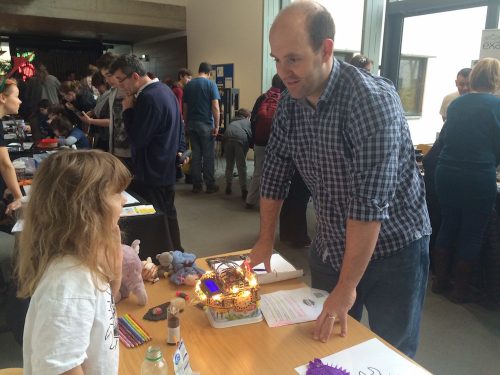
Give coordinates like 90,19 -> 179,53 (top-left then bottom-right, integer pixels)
119,325 -> 139,347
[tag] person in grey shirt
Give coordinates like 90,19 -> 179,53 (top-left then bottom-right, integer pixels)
223,108 -> 252,199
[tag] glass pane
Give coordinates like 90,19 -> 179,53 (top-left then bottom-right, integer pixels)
313,0 -> 364,51
398,57 -> 427,116
400,6 -> 487,144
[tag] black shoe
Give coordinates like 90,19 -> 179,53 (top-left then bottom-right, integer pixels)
241,189 -> 248,200
192,184 -> 203,193
206,185 -> 219,194
245,203 -> 255,209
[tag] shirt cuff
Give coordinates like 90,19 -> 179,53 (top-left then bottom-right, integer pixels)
348,196 -> 390,221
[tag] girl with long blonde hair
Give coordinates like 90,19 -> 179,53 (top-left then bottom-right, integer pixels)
17,149 -> 131,375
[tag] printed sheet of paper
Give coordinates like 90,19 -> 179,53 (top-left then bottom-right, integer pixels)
120,205 -> 156,217
260,287 -> 328,327
295,338 -> 432,375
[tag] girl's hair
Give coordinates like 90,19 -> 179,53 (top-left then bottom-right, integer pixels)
0,78 -> 18,95
51,116 -> 73,136
16,150 -> 131,298
59,80 -> 81,95
469,57 -> 500,92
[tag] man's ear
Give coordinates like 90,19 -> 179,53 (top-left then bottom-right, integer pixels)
0,93 -> 6,104
321,39 -> 334,62
132,72 -> 141,81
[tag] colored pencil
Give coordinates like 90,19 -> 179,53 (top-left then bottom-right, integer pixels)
125,314 -> 151,340
119,333 -> 132,348
124,314 -> 151,341
119,317 -> 144,344
122,314 -> 148,342
118,319 -> 142,346
118,325 -> 138,347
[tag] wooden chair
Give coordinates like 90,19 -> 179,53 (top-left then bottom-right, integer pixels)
415,143 -> 433,155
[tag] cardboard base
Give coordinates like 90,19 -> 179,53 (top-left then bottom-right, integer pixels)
205,308 -> 263,328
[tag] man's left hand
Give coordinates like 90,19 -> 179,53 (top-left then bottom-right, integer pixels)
122,95 -> 135,110
313,285 -> 356,342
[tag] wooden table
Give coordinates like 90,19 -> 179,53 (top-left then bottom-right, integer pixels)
117,251 -> 409,374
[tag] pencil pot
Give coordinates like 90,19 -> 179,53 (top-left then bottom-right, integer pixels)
141,346 -> 167,375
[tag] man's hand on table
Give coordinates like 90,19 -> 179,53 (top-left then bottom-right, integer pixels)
313,284 -> 356,342
248,240 -> 273,272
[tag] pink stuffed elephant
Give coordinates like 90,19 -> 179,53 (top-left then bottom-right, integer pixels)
116,240 -> 147,306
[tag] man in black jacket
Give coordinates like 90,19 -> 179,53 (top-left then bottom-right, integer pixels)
110,54 -> 185,251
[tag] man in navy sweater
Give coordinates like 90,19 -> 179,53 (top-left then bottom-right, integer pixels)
110,54 -> 185,251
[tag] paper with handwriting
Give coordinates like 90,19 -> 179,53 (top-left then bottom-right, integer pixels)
295,338 -> 432,375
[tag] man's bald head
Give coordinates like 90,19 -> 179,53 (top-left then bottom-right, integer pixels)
273,0 -> 335,51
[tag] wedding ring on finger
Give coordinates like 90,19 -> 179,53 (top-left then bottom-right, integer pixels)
326,313 -> 336,320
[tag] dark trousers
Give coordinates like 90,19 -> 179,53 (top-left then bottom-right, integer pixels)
129,180 -> 183,251
279,172 -> 311,244
436,205 -> 491,261
309,236 -> 430,358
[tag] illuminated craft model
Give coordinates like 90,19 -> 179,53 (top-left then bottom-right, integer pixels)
195,260 -> 260,320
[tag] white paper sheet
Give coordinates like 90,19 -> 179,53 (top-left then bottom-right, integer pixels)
260,287 -> 328,327
11,219 -> 24,233
123,191 -> 139,205
295,338 -> 432,375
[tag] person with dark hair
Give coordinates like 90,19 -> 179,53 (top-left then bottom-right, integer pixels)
246,74 -> 285,209
59,80 -> 96,131
28,98 -> 53,140
440,67 -> 471,121
52,116 -> 90,149
223,108 -> 252,199
78,71 -> 111,150
95,52 -> 133,169
433,58 -> 500,303
24,64 -> 60,117
110,54 -> 185,251
248,1 -> 430,357
183,62 -> 221,193
349,54 -> 373,72
171,68 -> 192,113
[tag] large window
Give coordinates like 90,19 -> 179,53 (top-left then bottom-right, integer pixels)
398,55 -> 428,117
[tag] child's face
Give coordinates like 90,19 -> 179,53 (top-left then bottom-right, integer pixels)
107,192 -> 126,225
40,108 -> 48,115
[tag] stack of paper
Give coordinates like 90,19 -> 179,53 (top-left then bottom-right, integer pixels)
254,253 -> 304,284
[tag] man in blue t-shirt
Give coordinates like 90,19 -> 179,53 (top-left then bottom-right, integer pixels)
183,62 -> 221,193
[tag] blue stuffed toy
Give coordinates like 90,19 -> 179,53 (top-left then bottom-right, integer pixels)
168,250 -> 205,286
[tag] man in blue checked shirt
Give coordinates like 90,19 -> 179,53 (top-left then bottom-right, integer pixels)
249,1 -> 431,358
